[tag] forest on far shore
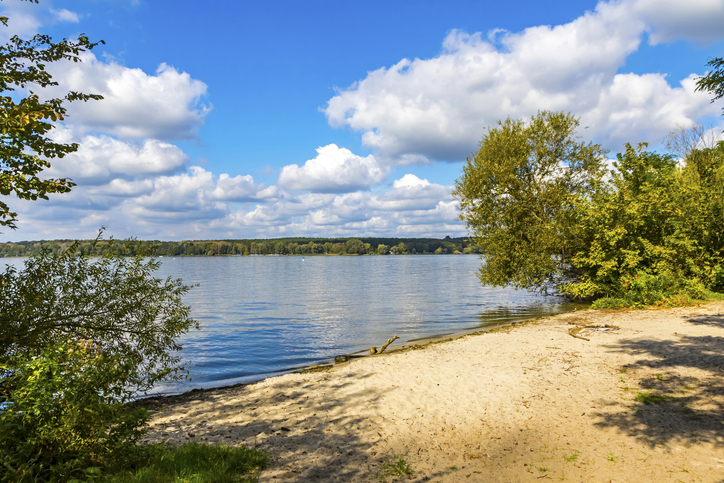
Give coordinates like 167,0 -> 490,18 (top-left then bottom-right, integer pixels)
0,236 -> 484,258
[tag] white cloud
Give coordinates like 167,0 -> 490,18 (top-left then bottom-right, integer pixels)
214,173 -> 459,238
278,144 -> 389,193
47,55 -> 210,140
208,174 -> 278,202
632,0 -> 724,44
7,168 -> 465,240
371,174 -> 453,211
323,0 -> 722,163
50,8 -> 80,23
44,134 -> 189,185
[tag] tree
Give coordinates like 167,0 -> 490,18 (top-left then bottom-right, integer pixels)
0,2 -> 103,229
456,111 -> 724,307
0,237 -> 197,480
345,238 -> 365,255
664,123 -> 719,159
696,57 -> 724,118
453,111 -> 607,293
0,238 -> 196,395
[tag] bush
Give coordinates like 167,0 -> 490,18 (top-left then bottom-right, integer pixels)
0,237 -> 197,481
0,342 -> 149,481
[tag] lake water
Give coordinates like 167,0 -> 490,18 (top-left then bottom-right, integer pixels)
2,255 -> 580,395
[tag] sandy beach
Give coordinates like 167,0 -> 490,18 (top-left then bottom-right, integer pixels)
141,301 -> 724,482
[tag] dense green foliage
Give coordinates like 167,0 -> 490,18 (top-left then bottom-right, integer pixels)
456,111 -> 724,307
0,236 -> 483,257
0,341 -> 149,481
454,111 -> 607,293
563,143 -> 724,307
0,239 -> 198,481
0,3 -> 103,229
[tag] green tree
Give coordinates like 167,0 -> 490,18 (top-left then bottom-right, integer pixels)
0,237 -> 197,480
345,238 -> 364,254
0,239 -> 196,394
454,111 -> 607,292
0,4 -> 103,229
561,143 -> 723,306
696,57 -> 724,117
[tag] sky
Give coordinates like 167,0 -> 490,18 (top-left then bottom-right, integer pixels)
1,0 -> 723,242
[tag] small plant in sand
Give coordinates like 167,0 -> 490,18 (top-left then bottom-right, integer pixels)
655,374 -> 664,381
379,456 -> 412,479
538,466 -> 549,472
634,391 -> 674,405
606,453 -> 618,463
619,367 -> 628,374
563,451 -> 579,463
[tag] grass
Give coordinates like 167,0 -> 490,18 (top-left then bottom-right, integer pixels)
634,391 -> 675,405
606,453 -> 618,463
655,374 -> 664,381
563,451 -> 579,463
379,456 -> 412,480
538,466 -> 549,472
100,442 -> 269,483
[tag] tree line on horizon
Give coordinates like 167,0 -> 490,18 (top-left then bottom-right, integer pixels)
0,236 -> 485,258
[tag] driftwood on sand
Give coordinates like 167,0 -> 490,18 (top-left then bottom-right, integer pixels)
370,334 -> 399,355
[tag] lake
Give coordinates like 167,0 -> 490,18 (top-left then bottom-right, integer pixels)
2,255 -> 579,395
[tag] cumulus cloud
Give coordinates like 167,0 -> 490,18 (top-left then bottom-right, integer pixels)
50,8 -> 80,23
371,174 -> 454,211
208,174 -> 278,202
7,167 -> 464,240
215,173 -> 460,238
323,0 -> 722,163
46,55 -> 210,140
278,144 -> 389,193
44,134 -> 189,185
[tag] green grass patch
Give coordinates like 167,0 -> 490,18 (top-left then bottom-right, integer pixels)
100,442 -> 268,483
634,391 -> 674,405
563,451 -> 579,463
379,456 -> 412,480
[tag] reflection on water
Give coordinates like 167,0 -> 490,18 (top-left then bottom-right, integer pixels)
148,255 -> 579,395
0,255 -> 581,395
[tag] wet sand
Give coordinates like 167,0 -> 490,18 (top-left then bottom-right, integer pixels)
141,301 -> 724,482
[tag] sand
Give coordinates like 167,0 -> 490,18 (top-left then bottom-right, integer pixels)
141,301 -> 724,482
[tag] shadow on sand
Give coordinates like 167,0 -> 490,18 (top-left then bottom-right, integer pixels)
140,369 -> 451,481
594,331 -> 724,449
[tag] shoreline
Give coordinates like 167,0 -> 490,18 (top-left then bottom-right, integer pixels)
143,311 -> 579,400
140,301 -> 724,482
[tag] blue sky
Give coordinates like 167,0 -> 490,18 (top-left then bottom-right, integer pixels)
2,0 -> 723,241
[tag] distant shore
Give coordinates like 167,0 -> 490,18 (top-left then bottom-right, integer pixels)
140,301 -> 724,482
